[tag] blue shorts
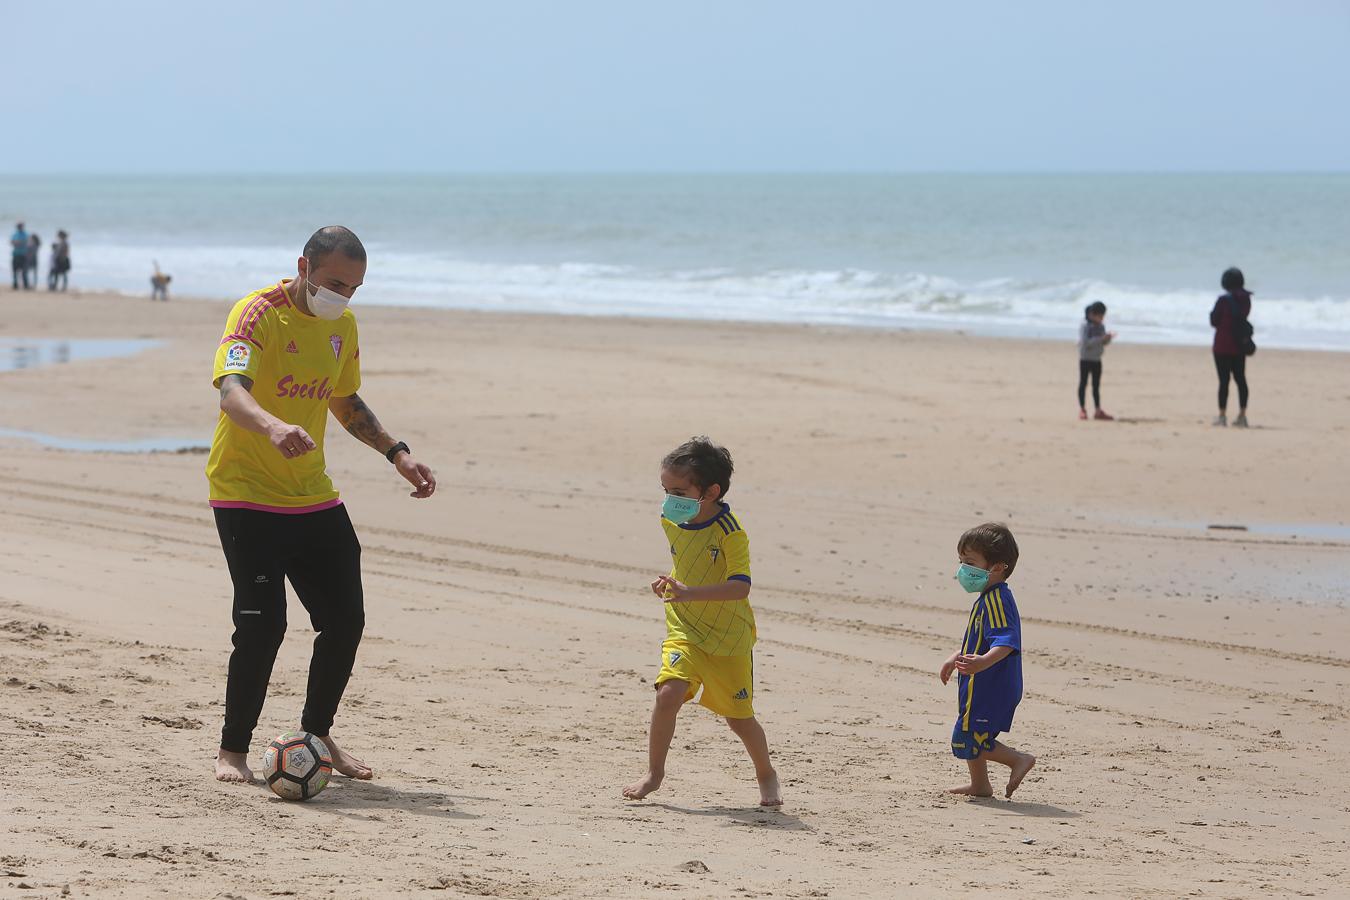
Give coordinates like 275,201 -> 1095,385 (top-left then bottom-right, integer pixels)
951,722 -> 999,760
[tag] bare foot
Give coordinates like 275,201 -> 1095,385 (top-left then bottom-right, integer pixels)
320,734 -> 373,780
623,771 -> 664,800
1005,753 -> 1036,798
215,749 -> 254,783
947,783 -> 994,797
758,770 -> 783,807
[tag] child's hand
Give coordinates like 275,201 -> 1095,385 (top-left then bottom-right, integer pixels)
650,577 -> 666,598
655,575 -> 690,602
939,658 -> 957,684
1105,332 -> 1117,343
953,653 -> 992,675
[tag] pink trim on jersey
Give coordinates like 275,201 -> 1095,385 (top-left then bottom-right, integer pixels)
209,498 -> 343,515
220,332 -> 263,350
235,284 -> 293,346
234,295 -> 273,343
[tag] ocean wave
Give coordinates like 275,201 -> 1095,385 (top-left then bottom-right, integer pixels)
67,242 -> 1350,351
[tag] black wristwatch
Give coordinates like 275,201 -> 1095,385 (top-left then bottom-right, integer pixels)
385,441 -> 410,463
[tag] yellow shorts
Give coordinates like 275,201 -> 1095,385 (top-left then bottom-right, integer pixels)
655,639 -> 754,719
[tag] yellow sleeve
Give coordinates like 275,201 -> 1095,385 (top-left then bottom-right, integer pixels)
723,528 -> 751,584
212,298 -> 272,388
333,320 -> 361,397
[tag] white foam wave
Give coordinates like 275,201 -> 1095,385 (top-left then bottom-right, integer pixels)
67,242 -> 1350,351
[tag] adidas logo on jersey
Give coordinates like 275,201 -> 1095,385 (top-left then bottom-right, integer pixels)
733,688 -> 749,700
285,340 -> 299,353
709,547 -> 720,561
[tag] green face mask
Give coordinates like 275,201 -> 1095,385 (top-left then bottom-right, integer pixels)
662,493 -> 702,525
955,563 -> 990,593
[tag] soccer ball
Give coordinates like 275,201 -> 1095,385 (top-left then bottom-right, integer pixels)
261,731 -> 332,801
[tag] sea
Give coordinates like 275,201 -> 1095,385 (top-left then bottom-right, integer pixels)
3,173 -> 1347,350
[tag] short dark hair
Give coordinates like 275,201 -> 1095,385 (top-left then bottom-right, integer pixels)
1221,267 -> 1245,292
662,436 -> 734,500
958,522 -> 1019,577
304,226 -> 366,267
1085,301 -> 1107,319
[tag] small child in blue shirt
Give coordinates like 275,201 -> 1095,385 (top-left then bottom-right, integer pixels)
939,522 -> 1036,798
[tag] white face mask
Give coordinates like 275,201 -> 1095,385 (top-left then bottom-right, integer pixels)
302,258 -> 351,320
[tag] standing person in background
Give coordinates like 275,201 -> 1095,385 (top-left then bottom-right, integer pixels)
151,262 -> 172,301
1210,267 -> 1253,428
10,222 -> 29,289
1076,301 -> 1115,421
25,234 -> 41,291
48,231 -> 70,291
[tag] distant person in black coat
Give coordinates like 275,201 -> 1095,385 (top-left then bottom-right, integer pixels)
1210,267 -> 1253,428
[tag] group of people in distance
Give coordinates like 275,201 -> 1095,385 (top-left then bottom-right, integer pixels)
206,225 -> 1036,807
9,221 -> 70,291
1075,266 -> 1256,427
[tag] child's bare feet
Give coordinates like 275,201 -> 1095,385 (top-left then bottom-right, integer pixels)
947,782 -> 995,797
758,770 -> 782,807
1005,753 -> 1036,798
623,771 -> 664,800
215,749 -> 254,783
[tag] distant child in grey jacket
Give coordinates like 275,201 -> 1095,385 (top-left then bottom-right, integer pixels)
1078,301 -> 1116,420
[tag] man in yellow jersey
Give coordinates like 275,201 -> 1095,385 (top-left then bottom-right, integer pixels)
623,437 -> 782,807
207,226 -> 436,784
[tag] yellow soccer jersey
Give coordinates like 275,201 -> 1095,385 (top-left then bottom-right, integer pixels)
661,503 -> 756,656
205,280 -> 361,512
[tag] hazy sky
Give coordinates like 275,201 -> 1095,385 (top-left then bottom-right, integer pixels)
4,0 -> 1346,173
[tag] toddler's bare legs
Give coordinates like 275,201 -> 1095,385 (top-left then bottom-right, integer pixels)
726,715 -> 781,806
984,741 -> 1036,797
948,742 -> 1036,799
948,757 -> 994,797
623,679 -> 687,800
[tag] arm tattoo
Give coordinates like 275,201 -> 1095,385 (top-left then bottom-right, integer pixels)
218,373 -> 254,402
332,393 -> 391,452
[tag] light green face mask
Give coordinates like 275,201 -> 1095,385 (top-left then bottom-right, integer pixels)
662,493 -> 702,525
955,563 -> 990,593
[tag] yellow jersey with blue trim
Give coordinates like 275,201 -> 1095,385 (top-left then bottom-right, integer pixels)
661,502 -> 756,656
205,280 -> 361,513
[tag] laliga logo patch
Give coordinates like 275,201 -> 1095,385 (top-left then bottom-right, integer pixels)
223,342 -> 251,370
329,334 -> 343,360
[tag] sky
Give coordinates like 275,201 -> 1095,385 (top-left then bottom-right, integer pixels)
3,0 -> 1347,173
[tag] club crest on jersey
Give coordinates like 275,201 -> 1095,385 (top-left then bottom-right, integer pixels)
668,651 -> 682,666
222,342 -> 251,371
329,334 -> 343,360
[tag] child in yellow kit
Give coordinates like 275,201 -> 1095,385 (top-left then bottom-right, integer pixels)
623,436 -> 782,807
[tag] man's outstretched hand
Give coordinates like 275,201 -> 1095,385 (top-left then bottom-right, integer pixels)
395,454 -> 436,498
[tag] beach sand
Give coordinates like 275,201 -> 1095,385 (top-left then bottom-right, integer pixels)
2,287 -> 1348,898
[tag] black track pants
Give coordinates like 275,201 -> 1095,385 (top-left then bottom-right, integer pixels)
214,504 -> 364,753
1078,359 -> 1102,409
1214,352 -> 1249,411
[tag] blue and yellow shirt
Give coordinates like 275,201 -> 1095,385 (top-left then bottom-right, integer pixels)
661,502 -> 755,656
956,583 -> 1023,732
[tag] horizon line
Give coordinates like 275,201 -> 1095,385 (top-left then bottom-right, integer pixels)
2,168 -> 1348,179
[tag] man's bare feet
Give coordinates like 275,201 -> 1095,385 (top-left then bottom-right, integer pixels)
320,734 -> 373,780
215,749 -> 254,783
947,782 -> 994,797
758,770 -> 783,807
1005,753 -> 1036,798
623,770 -> 664,800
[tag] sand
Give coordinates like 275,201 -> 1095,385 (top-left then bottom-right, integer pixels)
2,286 -> 1348,899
